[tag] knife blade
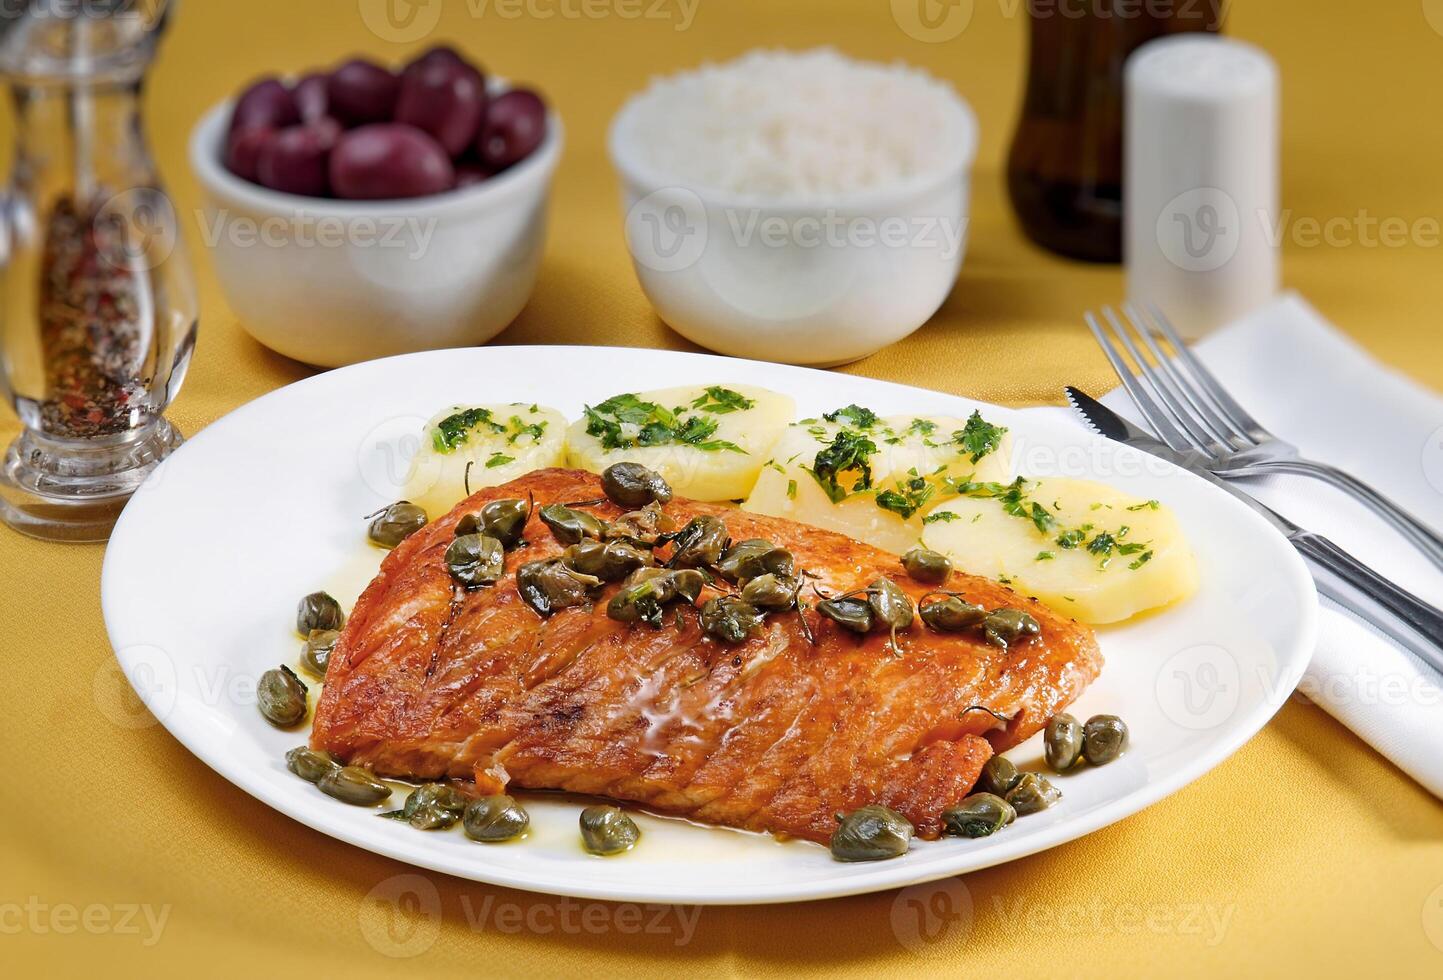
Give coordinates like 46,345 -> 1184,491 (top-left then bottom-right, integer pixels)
1064,386 -> 1443,676
1063,386 -> 1299,537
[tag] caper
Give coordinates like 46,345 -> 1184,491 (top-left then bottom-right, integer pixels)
257,665 -> 308,727
317,765 -> 392,806
516,559 -> 601,616
901,547 -> 952,584
608,574 -> 674,627
296,591 -> 344,635
982,607 -> 1042,649
410,783 -> 469,815
464,795 -> 530,842
608,574 -> 681,629
368,501 -> 428,549
479,497 -> 531,548
445,533 -> 505,589
285,746 -> 340,783
978,755 -> 1022,797
716,539 -> 795,582
1044,713 -> 1085,772
740,573 -> 800,610
605,502 -> 675,547
667,515 -> 729,568
666,568 -> 706,604
816,597 -> 873,634
919,596 -> 988,632
399,783 -> 469,829
698,596 -> 765,644
1082,714 -> 1129,766
1004,772 -> 1061,815
600,462 -> 673,508
867,577 -> 915,631
830,804 -> 913,862
538,503 -> 605,545
459,499 -> 531,547
580,805 -> 640,855
299,628 -> 339,678
942,793 -> 1016,839
563,539 -> 654,582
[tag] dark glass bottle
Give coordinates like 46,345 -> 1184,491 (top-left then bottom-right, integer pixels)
1007,1 -> 1224,263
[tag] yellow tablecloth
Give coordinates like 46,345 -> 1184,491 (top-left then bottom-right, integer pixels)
5,0 -> 1443,975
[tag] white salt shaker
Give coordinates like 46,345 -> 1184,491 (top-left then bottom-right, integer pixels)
1125,36 -> 1279,339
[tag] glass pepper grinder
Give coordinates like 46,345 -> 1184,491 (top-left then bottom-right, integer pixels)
0,0 -> 196,541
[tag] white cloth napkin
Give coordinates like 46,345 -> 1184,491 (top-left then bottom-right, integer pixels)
1036,292 -> 1443,797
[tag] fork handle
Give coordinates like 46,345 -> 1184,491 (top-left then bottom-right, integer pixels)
1291,531 -> 1443,678
1270,460 -> 1443,573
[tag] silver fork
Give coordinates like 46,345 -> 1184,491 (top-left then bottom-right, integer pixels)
1085,303 -> 1443,573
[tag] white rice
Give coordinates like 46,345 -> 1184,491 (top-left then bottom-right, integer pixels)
613,48 -> 972,200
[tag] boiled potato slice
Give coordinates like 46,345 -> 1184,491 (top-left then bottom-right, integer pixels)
403,403 -> 567,517
743,408 -> 1013,554
921,477 -> 1197,624
565,384 -> 794,501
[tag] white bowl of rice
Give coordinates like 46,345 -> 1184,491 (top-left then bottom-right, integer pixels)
609,49 -> 977,367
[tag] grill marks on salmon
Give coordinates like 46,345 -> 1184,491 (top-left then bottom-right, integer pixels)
311,469 -> 1102,843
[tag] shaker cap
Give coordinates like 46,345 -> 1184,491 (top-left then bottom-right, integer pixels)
1127,34 -> 1277,105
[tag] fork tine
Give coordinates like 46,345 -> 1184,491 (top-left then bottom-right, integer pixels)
1102,307 -> 1223,458
1083,310 -> 1194,453
1146,304 -> 1264,444
1120,304 -> 1247,451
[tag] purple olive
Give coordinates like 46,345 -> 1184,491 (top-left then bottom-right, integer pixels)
395,59 -> 487,158
476,89 -> 547,170
329,124 -> 455,200
258,121 -> 341,196
225,126 -> 275,182
454,163 -> 493,189
402,45 -> 474,78
230,78 -> 299,133
327,59 -> 400,126
293,72 -> 330,122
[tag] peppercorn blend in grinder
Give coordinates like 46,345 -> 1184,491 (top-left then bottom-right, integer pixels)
0,0 -> 197,541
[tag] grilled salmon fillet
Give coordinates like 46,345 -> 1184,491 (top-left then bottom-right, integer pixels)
312,469 -> 1101,843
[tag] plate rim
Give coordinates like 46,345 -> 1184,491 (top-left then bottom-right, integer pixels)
101,344 -> 1319,905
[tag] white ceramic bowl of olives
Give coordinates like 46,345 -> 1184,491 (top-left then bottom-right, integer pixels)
189,46 -> 562,368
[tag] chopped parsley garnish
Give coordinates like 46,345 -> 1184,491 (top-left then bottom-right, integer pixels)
1127,499 -> 1161,511
485,453 -> 515,468
908,418 -> 937,436
1129,551 -> 1155,570
951,477 -> 1055,533
803,429 -> 878,503
953,411 -> 1008,464
822,404 -> 879,429
875,474 -> 937,520
1087,532 -> 1118,556
690,386 -> 756,414
922,511 -> 962,525
433,407 -> 504,453
582,393 -> 744,454
504,415 -> 548,445
786,479 -> 797,500
1036,551 -> 1055,561
1056,529 -> 1086,549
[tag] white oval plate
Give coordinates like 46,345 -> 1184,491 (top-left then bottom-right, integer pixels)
101,346 -> 1316,905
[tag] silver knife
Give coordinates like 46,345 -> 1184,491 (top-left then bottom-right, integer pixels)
1065,386 -> 1443,677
